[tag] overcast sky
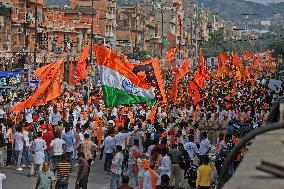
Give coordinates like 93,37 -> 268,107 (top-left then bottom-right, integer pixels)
248,0 -> 284,4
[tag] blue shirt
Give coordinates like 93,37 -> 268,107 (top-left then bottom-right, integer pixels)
62,131 -> 75,152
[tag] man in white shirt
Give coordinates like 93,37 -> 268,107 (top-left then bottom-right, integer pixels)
50,132 -> 65,170
199,132 -> 211,163
14,127 -> 24,171
158,147 -> 171,177
100,131 -> 115,173
50,108 -> 61,126
30,131 -> 47,176
113,128 -> 132,151
183,135 -> 199,161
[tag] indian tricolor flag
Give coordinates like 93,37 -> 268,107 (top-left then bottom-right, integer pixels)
94,45 -> 156,107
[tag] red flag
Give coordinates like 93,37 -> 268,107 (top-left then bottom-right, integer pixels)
233,52 -> 242,67
165,32 -> 176,46
187,82 -> 201,106
243,50 -> 253,61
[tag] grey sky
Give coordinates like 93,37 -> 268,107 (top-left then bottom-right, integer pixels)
247,0 -> 284,4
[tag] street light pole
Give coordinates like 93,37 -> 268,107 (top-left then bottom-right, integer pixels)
160,4 -> 164,58
194,3 -> 198,67
34,0 -> 38,65
87,0 -> 94,125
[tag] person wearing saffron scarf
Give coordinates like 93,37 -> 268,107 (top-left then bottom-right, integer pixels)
139,160 -> 159,189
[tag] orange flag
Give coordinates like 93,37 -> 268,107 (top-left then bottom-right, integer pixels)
74,45 -> 89,82
233,52 -> 242,68
147,103 -> 158,124
170,58 -> 190,104
170,77 -> 179,104
232,84 -> 236,97
166,47 -> 177,62
243,50 -> 253,61
11,62 -> 64,112
193,48 -> 207,89
176,58 -> 190,80
187,82 -> 201,106
35,60 -> 63,83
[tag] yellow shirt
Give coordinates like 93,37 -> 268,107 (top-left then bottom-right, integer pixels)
196,164 -> 213,187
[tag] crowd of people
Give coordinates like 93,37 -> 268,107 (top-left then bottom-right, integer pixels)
0,50 -> 282,189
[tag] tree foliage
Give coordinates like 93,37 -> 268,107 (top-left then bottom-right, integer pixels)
200,30 -> 253,58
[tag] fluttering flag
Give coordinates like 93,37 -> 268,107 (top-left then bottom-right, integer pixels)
147,103 -> 158,124
74,45 -> 89,82
131,58 -> 167,103
34,60 -> 63,83
187,81 -> 201,106
233,52 -> 242,67
217,52 -> 228,77
194,48 -> 207,89
11,61 -> 64,112
165,32 -> 176,46
170,58 -> 190,104
94,45 -> 156,107
166,47 -> 177,62
243,50 -> 253,61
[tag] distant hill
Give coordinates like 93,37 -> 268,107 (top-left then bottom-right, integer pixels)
198,0 -> 284,26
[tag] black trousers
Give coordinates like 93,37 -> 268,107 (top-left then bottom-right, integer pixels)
199,187 -> 211,189
75,177 -> 88,189
6,142 -> 12,166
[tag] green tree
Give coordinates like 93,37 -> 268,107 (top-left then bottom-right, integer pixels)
200,30 -> 253,58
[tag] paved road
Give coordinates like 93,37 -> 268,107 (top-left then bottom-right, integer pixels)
1,158 -> 117,189
1,158 -> 190,189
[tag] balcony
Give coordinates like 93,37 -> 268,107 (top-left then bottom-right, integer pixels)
106,13 -> 115,20
105,32 -> 115,38
26,0 -> 44,5
146,20 -> 155,28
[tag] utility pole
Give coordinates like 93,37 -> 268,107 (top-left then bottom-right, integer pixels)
34,0 -> 38,65
87,0 -> 94,124
194,3 -> 198,67
160,3 -> 164,58
178,16 -> 182,59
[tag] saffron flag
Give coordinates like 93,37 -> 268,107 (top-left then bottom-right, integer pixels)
34,60 -> 64,83
233,52 -> 242,67
243,50 -> 253,61
74,45 -> 89,82
11,63 -> 63,112
187,81 -> 201,106
147,103 -> 158,124
131,58 -> 167,103
166,47 -> 177,62
170,58 -> 190,104
217,52 -> 228,77
194,48 -> 207,89
170,77 -> 179,104
94,45 -> 156,107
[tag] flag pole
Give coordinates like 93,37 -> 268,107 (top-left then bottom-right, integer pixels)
87,0 -> 95,126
